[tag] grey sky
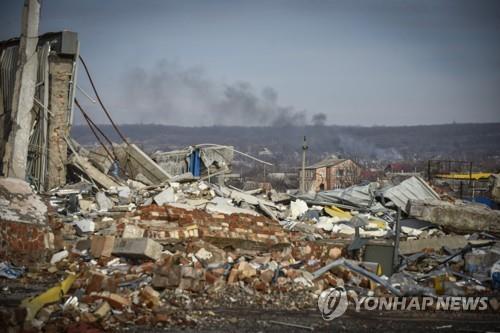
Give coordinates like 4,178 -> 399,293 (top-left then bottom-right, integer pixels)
1,0 -> 499,126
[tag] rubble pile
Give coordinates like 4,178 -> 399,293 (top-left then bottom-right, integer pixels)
1,155 -> 499,331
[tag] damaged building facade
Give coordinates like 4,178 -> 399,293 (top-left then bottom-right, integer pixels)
301,155 -> 362,192
0,30 -> 79,191
1,2 -> 500,332
152,144 -> 234,183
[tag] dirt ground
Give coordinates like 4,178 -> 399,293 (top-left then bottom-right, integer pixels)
2,277 -> 499,332
125,307 -> 500,333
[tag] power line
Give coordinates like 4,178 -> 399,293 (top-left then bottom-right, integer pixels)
75,99 -> 116,162
78,55 -> 129,145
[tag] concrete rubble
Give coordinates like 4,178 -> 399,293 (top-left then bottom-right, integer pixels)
0,160 -> 499,331
0,5 -> 497,328
407,199 -> 500,234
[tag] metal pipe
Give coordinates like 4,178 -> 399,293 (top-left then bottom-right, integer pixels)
393,207 -> 401,272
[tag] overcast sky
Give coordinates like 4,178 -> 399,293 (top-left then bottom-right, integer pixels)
1,0 -> 499,126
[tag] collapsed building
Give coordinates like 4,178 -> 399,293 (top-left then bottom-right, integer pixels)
152,144 -> 234,183
1,2 -> 500,332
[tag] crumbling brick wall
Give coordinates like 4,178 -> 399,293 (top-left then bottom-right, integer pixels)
0,220 -> 53,264
119,204 -> 291,248
47,56 -> 73,190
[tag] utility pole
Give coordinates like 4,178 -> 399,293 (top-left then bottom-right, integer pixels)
2,0 -> 40,179
300,136 -> 308,192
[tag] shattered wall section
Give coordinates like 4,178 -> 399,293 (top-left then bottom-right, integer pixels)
0,177 -> 54,263
407,199 -> 500,235
0,31 -> 78,190
129,204 -> 290,249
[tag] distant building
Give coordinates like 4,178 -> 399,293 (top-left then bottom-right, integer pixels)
301,155 -> 363,191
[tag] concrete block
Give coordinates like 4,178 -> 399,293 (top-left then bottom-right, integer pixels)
112,238 -> 162,260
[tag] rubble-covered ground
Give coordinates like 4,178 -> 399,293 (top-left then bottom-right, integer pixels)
1,170 -> 500,332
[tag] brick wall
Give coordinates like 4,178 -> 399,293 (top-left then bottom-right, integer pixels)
118,204 -> 291,248
0,220 -> 53,264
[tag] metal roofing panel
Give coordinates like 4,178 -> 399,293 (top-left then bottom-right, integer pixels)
382,176 -> 440,213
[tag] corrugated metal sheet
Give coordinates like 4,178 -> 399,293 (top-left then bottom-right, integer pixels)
292,182 -> 376,209
382,176 -> 440,213
27,42 -> 50,190
0,46 -> 19,165
0,46 -> 19,123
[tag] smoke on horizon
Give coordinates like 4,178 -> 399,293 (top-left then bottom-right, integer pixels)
119,60 -> 324,126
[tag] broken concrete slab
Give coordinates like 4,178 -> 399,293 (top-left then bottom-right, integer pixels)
134,173 -> 154,186
69,155 -> 120,189
0,178 -> 54,262
399,235 -> 468,255
154,187 -> 176,206
112,238 -> 163,260
87,149 -> 113,175
125,144 -> 171,184
407,199 -> 500,235
0,177 -> 47,225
